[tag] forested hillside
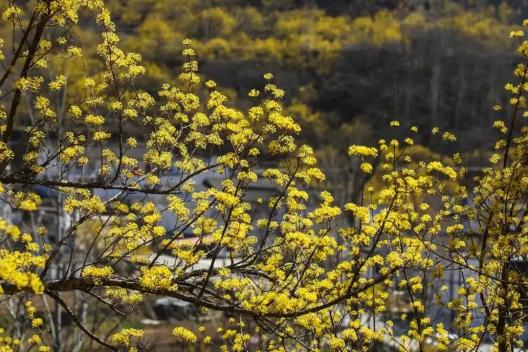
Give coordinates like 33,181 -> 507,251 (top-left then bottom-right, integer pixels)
52,0 -> 521,204
1,0 -> 521,155
96,0 -> 521,153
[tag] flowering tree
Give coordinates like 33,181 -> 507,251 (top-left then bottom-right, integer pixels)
0,1 -> 387,351
1,1 -> 528,352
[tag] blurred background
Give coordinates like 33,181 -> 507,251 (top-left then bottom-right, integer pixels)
101,0 -> 521,148
2,0 -> 524,205
93,0 -> 525,206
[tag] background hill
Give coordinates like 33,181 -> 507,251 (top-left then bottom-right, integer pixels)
92,0 -> 522,154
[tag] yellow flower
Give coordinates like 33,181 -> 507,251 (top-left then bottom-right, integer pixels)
139,266 -> 176,291
111,328 -> 144,346
348,145 -> 378,158
327,335 -> 346,350
82,266 -> 113,282
172,326 -> 197,343
509,30 -> 524,38
360,162 -> 373,174
31,318 -> 43,328
48,75 -> 67,91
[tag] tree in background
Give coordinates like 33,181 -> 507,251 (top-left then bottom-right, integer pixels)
2,1 -> 528,352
